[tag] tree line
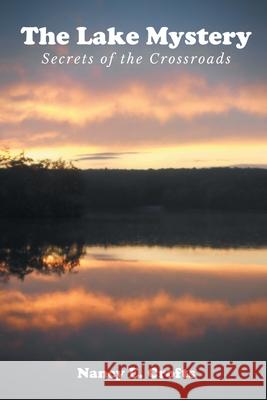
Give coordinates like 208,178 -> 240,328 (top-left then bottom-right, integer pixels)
0,150 -> 267,217
0,150 -> 84,217
82,168 -> 267,212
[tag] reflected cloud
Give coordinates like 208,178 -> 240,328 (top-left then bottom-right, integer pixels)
1,289 -> 267,338
89,252 -> 137,262
80,246 -> 267,276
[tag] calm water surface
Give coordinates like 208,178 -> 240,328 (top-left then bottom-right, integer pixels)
0,213 -> 267,360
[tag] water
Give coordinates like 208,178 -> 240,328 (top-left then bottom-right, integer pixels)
0,213 -> 267,360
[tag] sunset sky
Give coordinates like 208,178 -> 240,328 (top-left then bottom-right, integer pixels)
1,0 -> 267,169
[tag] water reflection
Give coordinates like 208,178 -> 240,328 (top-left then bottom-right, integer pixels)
0,213 -> 267,360
2,288 -> 267,336
0,242 -> 84,282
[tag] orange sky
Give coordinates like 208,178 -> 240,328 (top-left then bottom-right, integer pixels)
1,1 -> 267,169
0,73 -> 266,169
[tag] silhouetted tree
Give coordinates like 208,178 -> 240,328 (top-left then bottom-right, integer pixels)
0,150 -> 84,217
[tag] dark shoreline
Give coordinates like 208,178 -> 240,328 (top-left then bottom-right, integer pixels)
1,167 -> 267,217
1,211 -> 267,249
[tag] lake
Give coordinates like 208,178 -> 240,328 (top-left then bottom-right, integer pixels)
0,212 -> 267,360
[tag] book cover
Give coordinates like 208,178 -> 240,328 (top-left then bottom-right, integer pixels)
0,1 -> 266,398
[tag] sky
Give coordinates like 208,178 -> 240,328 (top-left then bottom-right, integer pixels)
0,0 -> 266,169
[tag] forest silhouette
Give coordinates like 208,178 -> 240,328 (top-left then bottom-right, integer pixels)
1,150 -> 267,217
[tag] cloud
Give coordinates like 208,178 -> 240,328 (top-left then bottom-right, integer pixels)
1,289 -> 267,338
230,164 -> 267,169
0,73 -> 266,154
0,74 -> 266,128
74,151 -> 139,161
